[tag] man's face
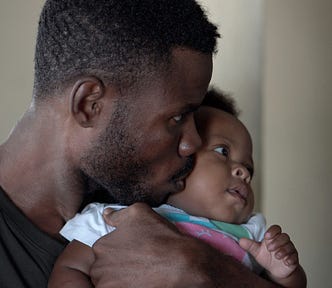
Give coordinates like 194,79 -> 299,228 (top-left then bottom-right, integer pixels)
80,48 -> 212,206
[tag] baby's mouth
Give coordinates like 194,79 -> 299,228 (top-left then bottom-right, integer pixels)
226,185 -> 248,203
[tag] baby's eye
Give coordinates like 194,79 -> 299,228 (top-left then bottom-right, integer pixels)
214,146 -> 229,157
245,165 -> 254,178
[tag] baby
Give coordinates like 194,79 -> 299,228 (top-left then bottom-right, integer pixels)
49,89 -> 306,288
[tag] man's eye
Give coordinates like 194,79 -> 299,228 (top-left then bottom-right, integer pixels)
214,146 -> 229,157
173,114 -> 183,123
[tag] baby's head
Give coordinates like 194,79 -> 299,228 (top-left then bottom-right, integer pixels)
167,88 -> 254,224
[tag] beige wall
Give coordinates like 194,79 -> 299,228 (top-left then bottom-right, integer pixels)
0,0 -> 44,141
1,0 -> 331,287
262,0 -> 332,286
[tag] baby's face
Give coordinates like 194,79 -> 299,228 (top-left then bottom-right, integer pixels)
168,106 -> 254,224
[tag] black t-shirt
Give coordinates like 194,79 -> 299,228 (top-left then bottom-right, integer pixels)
0,187 -> 66,288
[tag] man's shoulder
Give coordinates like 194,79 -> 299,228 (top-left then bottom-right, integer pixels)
0,186 -> 65,287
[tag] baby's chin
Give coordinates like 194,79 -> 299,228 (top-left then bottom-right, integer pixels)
211,212 -> 252,225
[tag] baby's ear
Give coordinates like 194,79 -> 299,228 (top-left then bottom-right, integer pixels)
69,77 -> 105,128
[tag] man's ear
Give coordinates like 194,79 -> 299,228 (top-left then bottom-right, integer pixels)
69,77 -> 105,127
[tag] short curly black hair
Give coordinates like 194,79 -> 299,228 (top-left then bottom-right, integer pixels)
33,0 -> 219,99
202,87 -> 240,117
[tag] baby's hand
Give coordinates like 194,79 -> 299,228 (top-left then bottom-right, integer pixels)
239,225 -> 299,281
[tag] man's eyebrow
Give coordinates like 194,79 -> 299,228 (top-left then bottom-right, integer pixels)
183,103 -> 201,113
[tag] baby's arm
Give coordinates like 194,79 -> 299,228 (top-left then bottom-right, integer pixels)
239,225 -> 306,288
48,240 -> 95,288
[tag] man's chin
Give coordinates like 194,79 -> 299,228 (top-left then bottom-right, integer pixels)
119,189 -> 168,207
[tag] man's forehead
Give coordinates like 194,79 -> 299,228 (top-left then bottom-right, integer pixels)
170,48 -> 213,86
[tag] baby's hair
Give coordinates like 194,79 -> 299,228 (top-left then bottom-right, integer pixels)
202,87 -> 240,117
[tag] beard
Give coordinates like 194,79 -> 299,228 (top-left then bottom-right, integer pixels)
80,100 -> 150,205
79,100 -> 194,207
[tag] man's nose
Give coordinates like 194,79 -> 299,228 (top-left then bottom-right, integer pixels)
178,116 -> 202,157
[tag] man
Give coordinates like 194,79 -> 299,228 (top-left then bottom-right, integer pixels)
0,0 -> 278,287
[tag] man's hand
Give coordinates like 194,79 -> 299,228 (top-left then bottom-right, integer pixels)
90,203 -> 280,288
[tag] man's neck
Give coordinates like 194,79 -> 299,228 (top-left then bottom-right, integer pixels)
0,109 -> 83,238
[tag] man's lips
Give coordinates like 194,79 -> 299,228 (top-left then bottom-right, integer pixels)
175,178 -> 185,191
226,185 -> 248,202
171,157 -> 194,191
174,169 -> 190,191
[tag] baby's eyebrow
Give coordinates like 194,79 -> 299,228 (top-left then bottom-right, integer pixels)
208,135 -> 232,144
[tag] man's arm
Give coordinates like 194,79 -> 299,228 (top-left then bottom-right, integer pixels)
90,203 -> 281,288
48,240 -> 94,288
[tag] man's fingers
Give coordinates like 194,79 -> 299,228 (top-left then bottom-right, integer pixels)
103,203 -> 153,227
103,207 -> 123,227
